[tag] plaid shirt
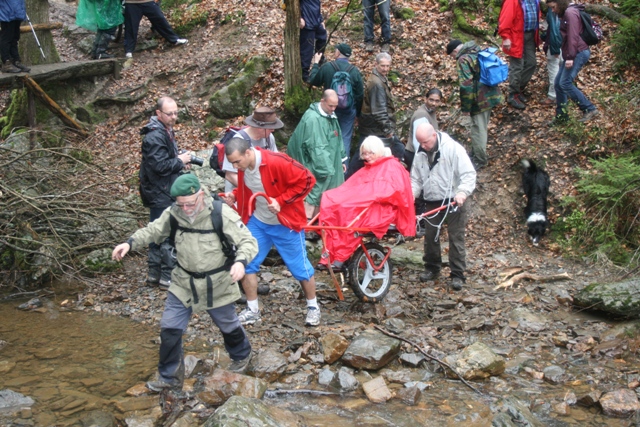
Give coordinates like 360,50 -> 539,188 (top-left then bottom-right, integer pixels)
523,0 -> 538,31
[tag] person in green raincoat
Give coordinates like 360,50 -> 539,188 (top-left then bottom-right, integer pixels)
76,0 -> 123,59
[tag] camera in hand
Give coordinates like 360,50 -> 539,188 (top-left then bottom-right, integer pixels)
180,149 -> 204,167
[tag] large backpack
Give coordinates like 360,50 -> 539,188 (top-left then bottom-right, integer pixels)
477,47 -> 509,87
578,9 -> 603,46
330,62 -> 355,110
209,127 -> 251,178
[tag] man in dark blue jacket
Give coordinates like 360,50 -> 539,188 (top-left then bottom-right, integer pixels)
0,0 -> 30,73
139,97 -> 193,288
300,0 -> 326,82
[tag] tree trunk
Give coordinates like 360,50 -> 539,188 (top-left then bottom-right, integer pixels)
20,0 -> 61,66
585,4 -> 628,24
284,0 -> 302,93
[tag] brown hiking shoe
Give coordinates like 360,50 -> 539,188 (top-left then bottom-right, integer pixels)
2,60 -> 21,73
13,61 -> 30,72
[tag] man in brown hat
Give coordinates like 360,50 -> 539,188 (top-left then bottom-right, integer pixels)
220,107 -> 283,192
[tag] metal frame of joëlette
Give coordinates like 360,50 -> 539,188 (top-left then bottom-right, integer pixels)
243,191 -> 455,301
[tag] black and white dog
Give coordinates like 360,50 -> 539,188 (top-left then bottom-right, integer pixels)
522,159 -> 550,246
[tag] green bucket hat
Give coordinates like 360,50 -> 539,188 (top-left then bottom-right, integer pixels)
170,174 -> 201,197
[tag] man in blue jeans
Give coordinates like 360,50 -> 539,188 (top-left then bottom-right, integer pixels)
549,0 -> 598,124
362,0 -> 391,52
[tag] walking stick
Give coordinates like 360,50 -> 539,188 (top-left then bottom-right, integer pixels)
25,14 -> 46,59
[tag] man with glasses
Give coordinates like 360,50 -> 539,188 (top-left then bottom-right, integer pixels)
112,174 -> 259,390
139,96 -> 194,290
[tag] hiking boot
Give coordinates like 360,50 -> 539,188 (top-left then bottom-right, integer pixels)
173,38 -> 188,46
516,92 -> 529,103
228,353 -> 252,374
2,60 -> 21,73
451,277 -> 464,291
93,52 -> 114,59
578,109 -> 599,123
13,61 -> 30,72
238,308 -> 261,325
419,270 -> 440,282
147,272 -> 160,285
257,284 -> 270,295
159,278 -> 171,290
365,41 -> 375,53
305,307 -> 321,326
507,94 -> 526,110
146,378 -> 182,392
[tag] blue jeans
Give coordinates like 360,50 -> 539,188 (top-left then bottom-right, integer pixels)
554,49 -> 595,118
335,107 -> 356,159
362,0 -> 391,43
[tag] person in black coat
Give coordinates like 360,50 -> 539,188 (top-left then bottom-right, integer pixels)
139,97 -> 193,288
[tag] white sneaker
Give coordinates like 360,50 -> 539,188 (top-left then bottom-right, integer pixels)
238,308 -> 261,325
174,38 -> 188,46
125,52 -> 132,58
305,307 -> 321,326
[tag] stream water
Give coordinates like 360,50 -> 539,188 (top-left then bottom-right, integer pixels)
0,296 -> 638,426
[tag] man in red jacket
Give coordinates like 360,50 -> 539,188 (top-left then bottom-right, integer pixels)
498,0 -> 541,110
222,137 -> 322,327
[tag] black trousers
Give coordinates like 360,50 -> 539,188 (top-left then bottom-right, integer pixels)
0,20 -> 21,63
124,1 -> 179,54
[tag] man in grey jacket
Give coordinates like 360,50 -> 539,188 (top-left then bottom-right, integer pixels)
112,174 -> 258,391
411,123 -> 476,291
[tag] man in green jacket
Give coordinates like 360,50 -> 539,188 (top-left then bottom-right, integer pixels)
287,89 -> 346,224
447,39 -> 504,170
112,174 -> 258,391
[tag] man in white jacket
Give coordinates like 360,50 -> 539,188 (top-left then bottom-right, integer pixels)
410,123 -> 476,291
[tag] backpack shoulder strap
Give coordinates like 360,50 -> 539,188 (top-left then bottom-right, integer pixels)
211,197 -> 235,259
330,61 -> 339,72
169,212 -> 178,244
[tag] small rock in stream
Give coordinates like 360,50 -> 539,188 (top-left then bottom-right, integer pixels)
599,389 -> 640,418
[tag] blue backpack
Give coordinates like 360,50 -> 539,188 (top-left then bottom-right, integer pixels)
330,62 -> 355,110
477,47 -> 509,87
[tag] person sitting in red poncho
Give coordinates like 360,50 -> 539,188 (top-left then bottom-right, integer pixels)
317,136 -> 415,270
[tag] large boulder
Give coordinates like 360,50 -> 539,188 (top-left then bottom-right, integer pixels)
341,329 -> 401,370
209,56 -> 272,119
203,396 -> 306,427
574,278 -> 640,317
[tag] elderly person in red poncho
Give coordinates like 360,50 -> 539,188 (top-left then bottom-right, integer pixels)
317,136 -> 415,270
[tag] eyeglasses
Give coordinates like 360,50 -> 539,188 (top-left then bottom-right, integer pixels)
176,193 -> 201,208
161,111 -> 179,117
361,150 -> 375,157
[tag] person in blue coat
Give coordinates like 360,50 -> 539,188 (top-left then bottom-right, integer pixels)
0,0 -> 30,73
300,0 -> 326,82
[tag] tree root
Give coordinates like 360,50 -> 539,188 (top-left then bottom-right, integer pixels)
374,326 -> 484,395
494,271 -> 572,290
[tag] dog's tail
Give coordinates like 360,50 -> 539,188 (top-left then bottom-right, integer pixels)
521,159 -> 537,172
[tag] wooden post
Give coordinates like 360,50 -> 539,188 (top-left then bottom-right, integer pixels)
27,90 -> 36,149
21,76 -> 88,137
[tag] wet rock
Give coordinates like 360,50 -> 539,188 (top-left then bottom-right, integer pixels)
552,401 -> 570,416
318,367 -> 335,385
564,392 -> 577,406
0,361 -> 16,375
554,288 -> 573,306
0,389 -> 35,413
576,390 -> 602,407
0,340 -> 7,351
574,278 -> 640,317
319,333 -> 349,364
601,320 -> 640,341
398,352 -> 425,367
404,381 -> 431,391
78,410 -> 116,427
18,298 -> 43,310
396,385 -> 421,405
203,395 -> 305,427
591,338 -> 625,358
113,396 -> 157,413
125,384 -> 150,397
341,329 -> 401,370
123,412 -> 159,427
599,389 -> 640,418
362,376 -> 392,403
329,367 -> 359,392
552,332 -> 569,347
171,412 -> 197,427
198,369 -> 268,406
184,354 -> 202,377
444,342 -> 505,380
380,368 -> 424,384
281,371 -> 313,386
387,246 -> 423,268
542,365 -> 565,385
503,356 -> 533,375
491,396 -> 543,427
509,308 -> 548,332
384,318 -> 405,334
247,349 -> 287,382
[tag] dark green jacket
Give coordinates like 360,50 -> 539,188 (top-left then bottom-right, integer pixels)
456,41 -> 504,115
308,59 -> 364,115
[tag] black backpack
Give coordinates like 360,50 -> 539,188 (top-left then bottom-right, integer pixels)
209,127 -> 251,178
578,9 -> 603,46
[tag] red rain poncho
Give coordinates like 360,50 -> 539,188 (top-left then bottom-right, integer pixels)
318,156 -> 415,264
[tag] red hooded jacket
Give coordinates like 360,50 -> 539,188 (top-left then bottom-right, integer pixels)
498,0 -> 541,59
232,148 -> 315,232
